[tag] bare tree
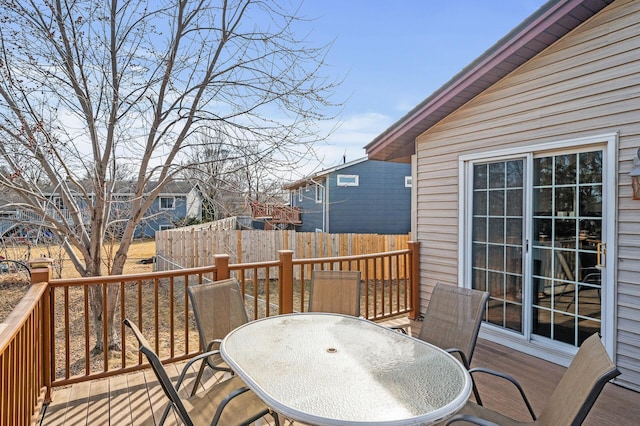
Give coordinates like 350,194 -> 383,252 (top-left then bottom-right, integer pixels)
182,127 -> 290,222
0,0 -> 339,353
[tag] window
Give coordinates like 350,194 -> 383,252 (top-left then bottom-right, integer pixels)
298,188 -> 302,202
52,197 -> 64,209
405,176 -> 412,187
160,197 -> 175,210
315,184 -> 324,203
158,224 -> 173,231
337,174 -> 359,186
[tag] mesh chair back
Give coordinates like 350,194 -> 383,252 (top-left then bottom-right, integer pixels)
537,333 -> 620,425
188,279 -> 249,364
123,319 -> 194,426
308,270 -> 361,316
419,283 -> 489,366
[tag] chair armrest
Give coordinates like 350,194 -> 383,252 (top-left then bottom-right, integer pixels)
389,326 -> 408,334
445,348 -> 470,370
445,414 -> 499,425
205,338 -> 224,351
469,367 -> 537,421
175,350 -> 222,390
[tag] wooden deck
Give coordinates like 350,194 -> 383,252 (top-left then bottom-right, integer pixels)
41,318 -> 640,425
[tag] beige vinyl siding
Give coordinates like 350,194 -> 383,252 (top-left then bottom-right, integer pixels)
414,0 -> 640,389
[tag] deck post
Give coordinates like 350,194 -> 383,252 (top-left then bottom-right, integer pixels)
214,254 -> 230,280
29,257 -> 53,403
29,257 -> 52,285
408,241 -> 420,320
279,250 -> 294,314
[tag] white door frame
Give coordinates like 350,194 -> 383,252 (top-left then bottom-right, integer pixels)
457,133 -> 617,366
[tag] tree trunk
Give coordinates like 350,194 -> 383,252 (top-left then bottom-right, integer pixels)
89,283 -> 121,355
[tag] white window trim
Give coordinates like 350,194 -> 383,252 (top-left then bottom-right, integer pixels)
315,184 -> 324,203
52,196 -> 64,209
457,133 -> 618,365
159,196 -> 175,210
298,188 -> 302,202
337,174 -> 359,187
158,224 -> 173,231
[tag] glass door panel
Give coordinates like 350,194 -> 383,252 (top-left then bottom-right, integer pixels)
532,151 -> 602,346
472,159 -> 524,333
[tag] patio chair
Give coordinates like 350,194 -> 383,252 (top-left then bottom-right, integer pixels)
308,270 -> 361,316
187,278 -> 249,395
123,318 -> 279,426
396,283 -> 488,402
416,283 -> 489,370
444,333 -> 620,425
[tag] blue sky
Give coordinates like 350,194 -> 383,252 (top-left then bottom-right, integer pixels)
297,0 -> 548,169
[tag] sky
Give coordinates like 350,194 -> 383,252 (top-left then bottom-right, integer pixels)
296,0 -> 549,171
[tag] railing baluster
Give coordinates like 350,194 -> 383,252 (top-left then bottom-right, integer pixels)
184,276 -> 190,354
137,279 -> 143,365
169,276 -> 175,358
120,281 -> 126,369
154,278 -> 160,355
83,286 -> 89,376
64,287 -> 70,378
102,283 -> 109,373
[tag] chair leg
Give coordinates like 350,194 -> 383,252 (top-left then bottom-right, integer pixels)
190,357 -> 208,396
159,401 -> 174,425
471,379 -> 483,406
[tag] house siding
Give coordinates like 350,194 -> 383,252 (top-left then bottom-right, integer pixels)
141,195 -> 189,237
290,160 -> 411,234
414,0 -> 640,389
326,161 -> 411,234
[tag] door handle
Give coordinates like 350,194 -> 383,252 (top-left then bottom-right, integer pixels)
596,242 -> 606,269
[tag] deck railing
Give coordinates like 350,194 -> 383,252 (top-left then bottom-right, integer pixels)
0,242 -> 419,426
249,201 -> 301,224
0,263 -> 51,426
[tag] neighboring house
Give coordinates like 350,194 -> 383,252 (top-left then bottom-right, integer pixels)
137,181 -> 202,236
365,0 -> 640,391
0,180 -> 202,239
283,158 -> 411,234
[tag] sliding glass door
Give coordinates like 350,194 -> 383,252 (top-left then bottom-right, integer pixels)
470,149 -> 604,348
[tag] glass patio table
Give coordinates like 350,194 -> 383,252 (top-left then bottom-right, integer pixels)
220,313 -> 471,426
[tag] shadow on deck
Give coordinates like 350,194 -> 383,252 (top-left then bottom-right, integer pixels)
41,317 -> 640,425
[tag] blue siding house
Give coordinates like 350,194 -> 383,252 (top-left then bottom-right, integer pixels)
0,180 -> 202,240
134,181 -> 202,236
284,158 -> 411,234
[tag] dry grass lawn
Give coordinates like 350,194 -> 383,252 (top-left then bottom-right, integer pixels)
0,239 -> 157,322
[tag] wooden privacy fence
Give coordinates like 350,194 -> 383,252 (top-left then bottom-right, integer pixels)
156,229 -> 410,279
